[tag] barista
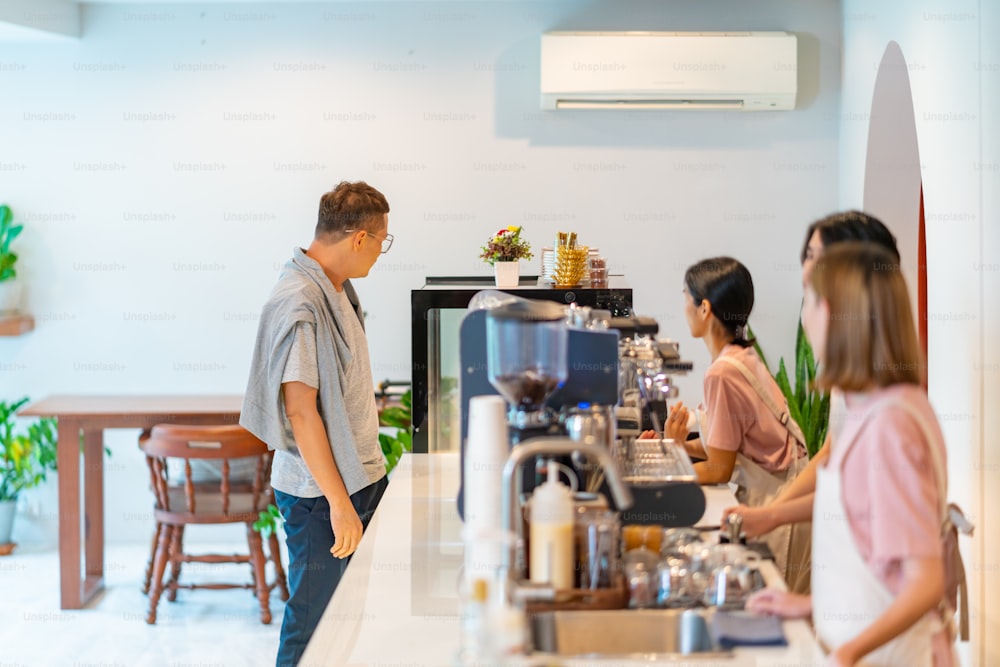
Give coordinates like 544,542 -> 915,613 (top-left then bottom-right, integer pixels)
642,256 -> 808,588
747,243 -> 953,667
721,211 -> 900,539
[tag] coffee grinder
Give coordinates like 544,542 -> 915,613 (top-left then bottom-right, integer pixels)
485,298 -> 568,444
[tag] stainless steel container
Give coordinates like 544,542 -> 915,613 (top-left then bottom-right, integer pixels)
566,405 -> 616,493
564,404 -> 615,447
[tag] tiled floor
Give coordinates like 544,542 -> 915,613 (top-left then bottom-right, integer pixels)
0,540 -> 284,667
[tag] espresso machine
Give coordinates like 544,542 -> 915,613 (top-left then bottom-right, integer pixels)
456,291 -> 706,528
608,316 -> 706,527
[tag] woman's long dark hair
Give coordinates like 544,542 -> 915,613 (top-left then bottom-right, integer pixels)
684,257 -> 755,348
801,210 -> 900,263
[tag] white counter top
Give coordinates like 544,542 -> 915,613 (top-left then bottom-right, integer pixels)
300,453 -> 825,667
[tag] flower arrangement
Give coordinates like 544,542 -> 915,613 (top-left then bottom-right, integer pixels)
479,226 -> 533,265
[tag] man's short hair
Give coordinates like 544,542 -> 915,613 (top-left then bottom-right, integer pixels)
315,181 -> 389,240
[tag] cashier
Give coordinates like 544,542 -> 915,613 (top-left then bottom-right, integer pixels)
644,256 -> 808,587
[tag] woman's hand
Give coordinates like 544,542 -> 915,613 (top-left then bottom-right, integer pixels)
825,647 -> 857,667
721,504 -> 778,538
745,588 -> 812,619
663,402 -> 690,442
638,429 -> 657,440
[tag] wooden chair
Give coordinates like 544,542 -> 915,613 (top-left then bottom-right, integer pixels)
139,424 -> 289,624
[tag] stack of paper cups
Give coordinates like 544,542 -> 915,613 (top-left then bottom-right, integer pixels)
463,395 -> 510,586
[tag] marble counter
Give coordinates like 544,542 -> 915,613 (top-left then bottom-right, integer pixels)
300,453 -> 825,667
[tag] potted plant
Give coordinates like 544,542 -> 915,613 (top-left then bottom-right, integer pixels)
752,322 -> 830,458
0,204 -> 23,314
0,397 -> 58,551
0,204 -> 24,315
479,226 -> 533,288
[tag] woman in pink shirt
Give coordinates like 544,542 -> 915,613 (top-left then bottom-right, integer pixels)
748,243 -> 953,667
724,211 -> 900,540
659,257 -> 808,588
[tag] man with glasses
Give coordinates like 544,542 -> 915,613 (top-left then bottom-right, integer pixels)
241,180 -> 392,667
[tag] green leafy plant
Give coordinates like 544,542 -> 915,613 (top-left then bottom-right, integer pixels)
1,397 -> 58,501
252,504 -> 282,539
0,204 -> 23,282
479,226 -> 533,265
751,322 -> 830,458
378,388 -> 412,474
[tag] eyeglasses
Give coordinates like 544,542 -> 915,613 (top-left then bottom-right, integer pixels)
345,229 -> 394,254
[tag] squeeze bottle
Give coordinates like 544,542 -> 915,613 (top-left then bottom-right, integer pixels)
528,460 -> 575,590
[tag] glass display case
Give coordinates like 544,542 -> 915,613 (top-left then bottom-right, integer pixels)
410,275 -> 633,453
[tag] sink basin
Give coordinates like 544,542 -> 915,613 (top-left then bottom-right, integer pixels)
529,608 -> 732,658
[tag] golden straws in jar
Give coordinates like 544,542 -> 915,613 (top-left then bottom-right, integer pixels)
622,524 -> 663,553
553,231 -> 588,288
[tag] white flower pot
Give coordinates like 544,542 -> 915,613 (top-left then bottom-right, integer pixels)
0,278 -> 22,315
493,261 -> 520,288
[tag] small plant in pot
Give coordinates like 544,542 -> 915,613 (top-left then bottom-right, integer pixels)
480,226 -> 533,288
0,204 -> 24,314
0,397 -> 58,552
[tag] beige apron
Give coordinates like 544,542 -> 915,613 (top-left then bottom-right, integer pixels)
733,451 -> 809,592
812,394 -> 946,666
712,356 -> 811,593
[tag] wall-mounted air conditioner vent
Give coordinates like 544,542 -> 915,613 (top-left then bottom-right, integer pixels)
541,31 -> 798,111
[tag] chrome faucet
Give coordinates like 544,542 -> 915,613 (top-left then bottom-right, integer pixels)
500,437 -> 633,585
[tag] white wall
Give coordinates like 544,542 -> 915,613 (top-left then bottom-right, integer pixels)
839,1 -> 999,665
0,0 -> 841,543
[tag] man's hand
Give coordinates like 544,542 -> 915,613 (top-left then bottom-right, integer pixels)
329,495 -> 363,559
282,381 -> 363,559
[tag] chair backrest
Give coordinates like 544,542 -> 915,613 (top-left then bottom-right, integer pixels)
140,424 -> 272,518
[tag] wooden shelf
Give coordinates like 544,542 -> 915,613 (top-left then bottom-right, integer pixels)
0,315 -> 34,336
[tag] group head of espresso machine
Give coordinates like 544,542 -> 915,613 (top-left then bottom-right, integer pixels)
456,291 -> 707,528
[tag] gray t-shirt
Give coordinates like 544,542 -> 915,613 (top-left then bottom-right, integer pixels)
271,291 -> 382,497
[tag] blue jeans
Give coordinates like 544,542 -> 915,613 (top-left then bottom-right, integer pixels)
274,476 -> 388,667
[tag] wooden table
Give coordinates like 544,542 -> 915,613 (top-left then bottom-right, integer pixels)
19,395 -> 244,610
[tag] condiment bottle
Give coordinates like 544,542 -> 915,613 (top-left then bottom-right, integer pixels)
457,577 -> 527,664
457,578 -> 489,664
529,459 -> 575,590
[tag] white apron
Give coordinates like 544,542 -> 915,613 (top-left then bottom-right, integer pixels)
811,397 -> 940,666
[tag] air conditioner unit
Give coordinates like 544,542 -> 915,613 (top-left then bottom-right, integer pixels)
540,31 -> 797,111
